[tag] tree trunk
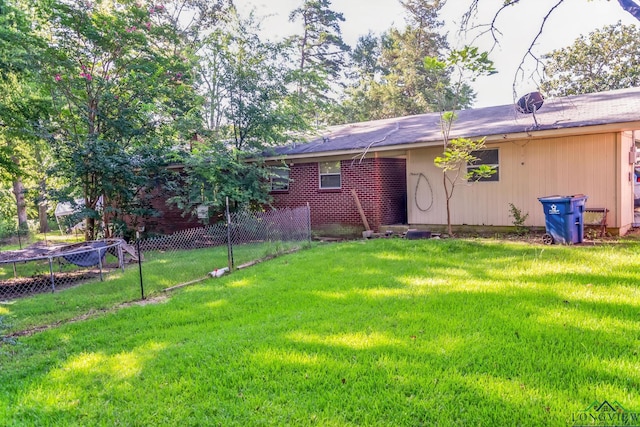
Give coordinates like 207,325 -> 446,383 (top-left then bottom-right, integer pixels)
618,0 -> 640,20
443,172 -> 453,237
10,154 -> 28,230
38,203 -> 49,233
38,179 -> 49,233
12,176 -> 28,231
85,216 -> 95,241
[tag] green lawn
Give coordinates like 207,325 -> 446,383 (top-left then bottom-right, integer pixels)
0,241 -> 303,332
1,238 -> 640,425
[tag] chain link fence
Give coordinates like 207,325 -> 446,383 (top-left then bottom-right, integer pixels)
0,205 -> 311,301
129,205 -> 311,298
0,228 -> 70,251
138,206 -> 310,254
0,240 -> 125,300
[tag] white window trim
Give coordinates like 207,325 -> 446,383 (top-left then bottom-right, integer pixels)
468,148 -> 499,182
319,161 -> 341,189
270,167 -> 290,191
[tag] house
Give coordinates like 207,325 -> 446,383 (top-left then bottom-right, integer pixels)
265,87 -> 640,236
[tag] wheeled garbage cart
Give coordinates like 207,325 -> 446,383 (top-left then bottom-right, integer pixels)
537,194 -> 588,244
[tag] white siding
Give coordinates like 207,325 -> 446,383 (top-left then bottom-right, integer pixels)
618,131 -> 635,233
407,133 -> 624,228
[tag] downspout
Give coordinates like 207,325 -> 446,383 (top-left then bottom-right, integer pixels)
633,131 -> 638,228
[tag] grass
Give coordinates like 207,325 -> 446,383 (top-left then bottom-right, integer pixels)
0,230 -> 84,251
0,241 -> 304,332
1,238 -> 640,425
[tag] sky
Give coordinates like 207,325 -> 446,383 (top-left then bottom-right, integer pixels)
233,0 -> 638,108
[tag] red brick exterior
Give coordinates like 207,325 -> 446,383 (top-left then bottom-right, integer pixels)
121,185 -> 202,237
132,158 -> 406,236
270,158 -> 407,235
141,193 -> 203,235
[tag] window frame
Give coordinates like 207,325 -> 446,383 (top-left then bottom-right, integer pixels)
318,161 -> 341,189
468,148 -> 499,182
269,166 -> 290,191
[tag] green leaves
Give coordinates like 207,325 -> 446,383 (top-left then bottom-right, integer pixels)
288,0 -> 349,79
441,111 -> 456,123
339,1 -> 452,122
423,56 -> 446,73
286,0 -> 350,123
541,22 -> 640,97
434,137 -> 495,182
197,15 -> 309,151
447,46 -> 497,81
430,45 -> 495,235
168,143 -> 273,218
41,0 -> 210,238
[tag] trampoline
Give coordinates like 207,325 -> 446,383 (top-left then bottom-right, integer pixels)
0,239 -> 125,300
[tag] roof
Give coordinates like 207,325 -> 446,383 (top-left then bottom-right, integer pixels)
270,87 -> 640,159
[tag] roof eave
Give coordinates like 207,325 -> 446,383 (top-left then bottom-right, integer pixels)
484,121 -> 640,143
262,121 -> 640,162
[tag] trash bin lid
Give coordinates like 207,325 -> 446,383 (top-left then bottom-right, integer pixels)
538,194 -> 587,202
538,195 -> 572,203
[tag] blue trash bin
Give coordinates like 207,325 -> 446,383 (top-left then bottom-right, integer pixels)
537,194 -> 587,244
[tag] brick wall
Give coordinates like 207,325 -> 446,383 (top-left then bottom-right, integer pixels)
144,192 -> 203,235
128,184 -> 202,235
270,158 -> 407,235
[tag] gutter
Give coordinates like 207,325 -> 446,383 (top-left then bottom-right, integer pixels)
261,121 -> 640,162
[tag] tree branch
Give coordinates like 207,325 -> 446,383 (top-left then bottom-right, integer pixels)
511,0 -> 566,99
618,0 -> 640,20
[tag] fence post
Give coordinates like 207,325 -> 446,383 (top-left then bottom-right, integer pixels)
48,257 -> 55,293
136,232 -> 145,300
306,202 -> 312,244
117,242 -> 124,272
226,197 -> 234,271
97,247 -> 104,281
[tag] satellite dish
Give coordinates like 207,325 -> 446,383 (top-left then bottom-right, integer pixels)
516,91 -> 544,114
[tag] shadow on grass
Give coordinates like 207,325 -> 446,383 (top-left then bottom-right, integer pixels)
2,238 -> 640,425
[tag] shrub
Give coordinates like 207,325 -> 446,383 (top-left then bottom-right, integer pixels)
508,203 -> 530,236
0,219 -> 16,239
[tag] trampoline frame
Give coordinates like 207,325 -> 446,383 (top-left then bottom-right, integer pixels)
0,239 -> 125,294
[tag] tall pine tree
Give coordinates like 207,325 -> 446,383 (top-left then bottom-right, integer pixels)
287,0 -> 350,124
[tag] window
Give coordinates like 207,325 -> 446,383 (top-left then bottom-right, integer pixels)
469,149 -> 499,182
270,167 -> 290,191
319,161 -> 341,189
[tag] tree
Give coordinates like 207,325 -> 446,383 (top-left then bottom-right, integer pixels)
0,0 -> 34,78
460,0 -> 640,97
43,0 -> 219,239
426,47 -> 496,236
338,0 -> 472,123
167,144 -> 274,218
349,32 -> 383,79
0,146 -> 16,179
0,0 -> 51,231
171,10 -> 309,219
207,15 -> 306,151
540,22 -> 640,97
0,74 -> 53,232
287,0 -> 350,122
